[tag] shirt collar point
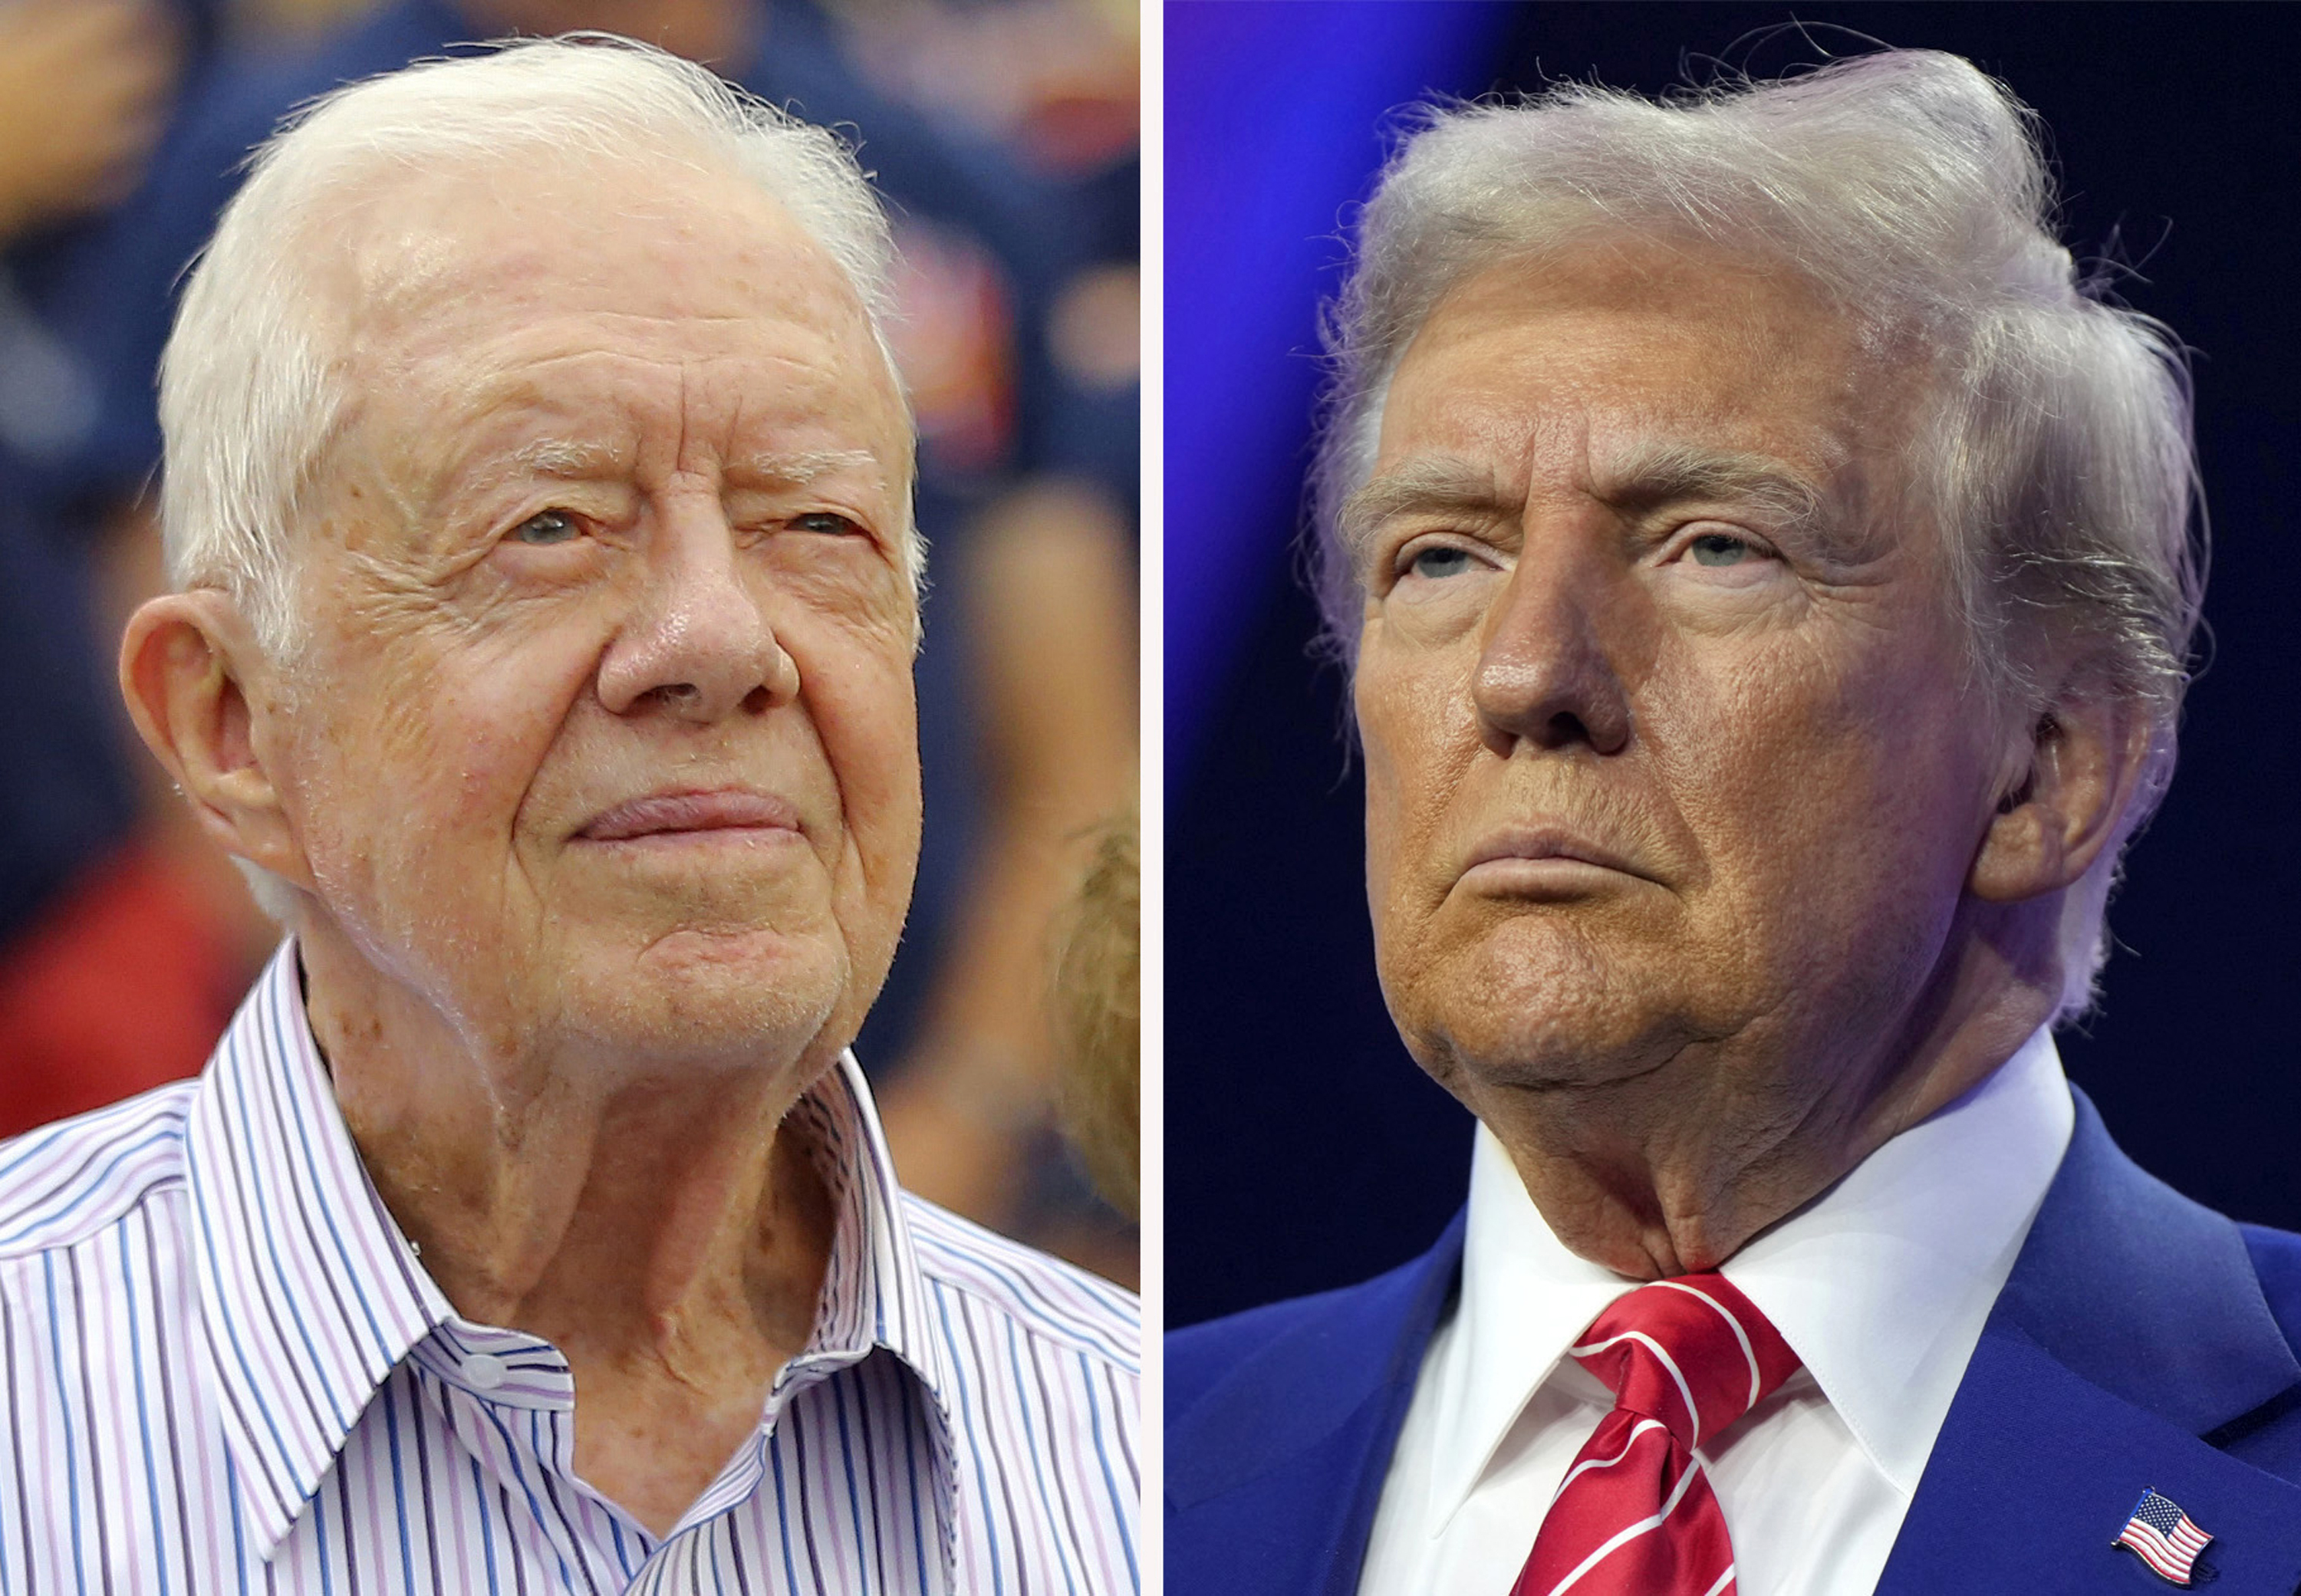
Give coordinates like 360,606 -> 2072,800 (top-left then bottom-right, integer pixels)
1434,1027 -> 2072,1518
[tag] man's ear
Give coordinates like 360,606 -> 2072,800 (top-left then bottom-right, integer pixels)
1969,673 -> 2153,903
119,591 -> 314,890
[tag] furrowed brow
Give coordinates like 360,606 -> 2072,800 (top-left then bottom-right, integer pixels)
509,437 -> 627,477
726,448 -> 882,489
1599,442 -> 1831,543
1338,456 -> 1519,575
424,434 -> 628,527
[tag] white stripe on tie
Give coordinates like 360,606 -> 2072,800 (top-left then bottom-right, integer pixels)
1698,1564 -> 1736,1596
1648,1278 -> 1763,1410
1567,1329 -> 1704,1444
1547,1417 -> 1671,1502
1539,1457 -> 1713,1596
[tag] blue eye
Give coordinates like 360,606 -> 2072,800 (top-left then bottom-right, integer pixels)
1688,533 -> 1753,567
792,512 -> 863,536
1407,545 -> 1474,580
510,510 -> 580,545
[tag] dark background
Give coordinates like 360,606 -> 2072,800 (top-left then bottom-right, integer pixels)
1167,2 -> 2301,1329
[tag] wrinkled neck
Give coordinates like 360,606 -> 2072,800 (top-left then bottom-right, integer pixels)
1473,902 -> 2062,1278
295,921 -> 835,1367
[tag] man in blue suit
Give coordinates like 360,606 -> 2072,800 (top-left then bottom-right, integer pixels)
1169,49 -> 2301,1596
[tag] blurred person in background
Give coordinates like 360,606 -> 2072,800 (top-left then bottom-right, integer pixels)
10,0 -> 1138,1276
1055,808 -> 1137,1219
0,0 -> 231,1132
818,0 -> 1141,1270
0,41 -> 1140,1575
0,2 -> 179,242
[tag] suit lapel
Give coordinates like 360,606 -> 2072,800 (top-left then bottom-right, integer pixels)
1879,1091 -> 2301,1594
1166,1216 -> 1463,1596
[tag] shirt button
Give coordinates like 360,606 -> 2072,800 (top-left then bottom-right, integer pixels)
463,1353 -> 508,1391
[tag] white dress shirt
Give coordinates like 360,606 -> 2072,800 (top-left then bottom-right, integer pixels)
0,943 -> 1142,1592
1358,1028 -> 2074,1596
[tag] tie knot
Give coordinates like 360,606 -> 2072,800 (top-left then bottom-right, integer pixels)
1567,1274 -> 1800,1452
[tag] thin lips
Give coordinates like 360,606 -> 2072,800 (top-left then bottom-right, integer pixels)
1461,827 -> 1648,881
577,788 -> 804,841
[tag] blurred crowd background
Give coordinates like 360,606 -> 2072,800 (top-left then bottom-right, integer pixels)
0,0 -> 1137,1280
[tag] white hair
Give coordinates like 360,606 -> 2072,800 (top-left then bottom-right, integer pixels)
159,35 -> 921,920
1309,49 -> 2205,1022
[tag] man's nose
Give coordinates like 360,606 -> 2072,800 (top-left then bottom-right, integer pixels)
1470,518 -> 1633,755
596,500 -> 798,721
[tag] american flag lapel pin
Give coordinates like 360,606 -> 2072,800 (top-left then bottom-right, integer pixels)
2113,1487 -> 2214,1586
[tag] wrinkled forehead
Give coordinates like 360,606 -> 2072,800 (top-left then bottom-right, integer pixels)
1362,239 -> 1927,531
300,148 -> 908,486
335,150 -> 875,364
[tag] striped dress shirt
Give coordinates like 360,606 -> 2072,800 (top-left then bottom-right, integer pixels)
0,944 -> 1141,1592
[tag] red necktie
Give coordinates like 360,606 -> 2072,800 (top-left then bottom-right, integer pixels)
1510,1274 -> 1801,1596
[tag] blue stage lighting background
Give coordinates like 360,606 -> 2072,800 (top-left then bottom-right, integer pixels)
1167,2 -> 2301,1328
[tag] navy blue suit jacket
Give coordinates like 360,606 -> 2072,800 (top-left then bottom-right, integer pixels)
1169,1092 -> 2301,1593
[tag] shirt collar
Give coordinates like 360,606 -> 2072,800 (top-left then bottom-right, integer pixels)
786,1055 -> 955,1403
185,941 -> 449,1554
188,940 -> 958,1555
1429,1028 -> 2073,1522
1726,1028 -> 2072,1491
679,1035 -> 963,1532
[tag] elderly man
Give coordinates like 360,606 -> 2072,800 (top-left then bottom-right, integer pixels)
1170,51 -> 2301,1596
0,38 -> 1137,1591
